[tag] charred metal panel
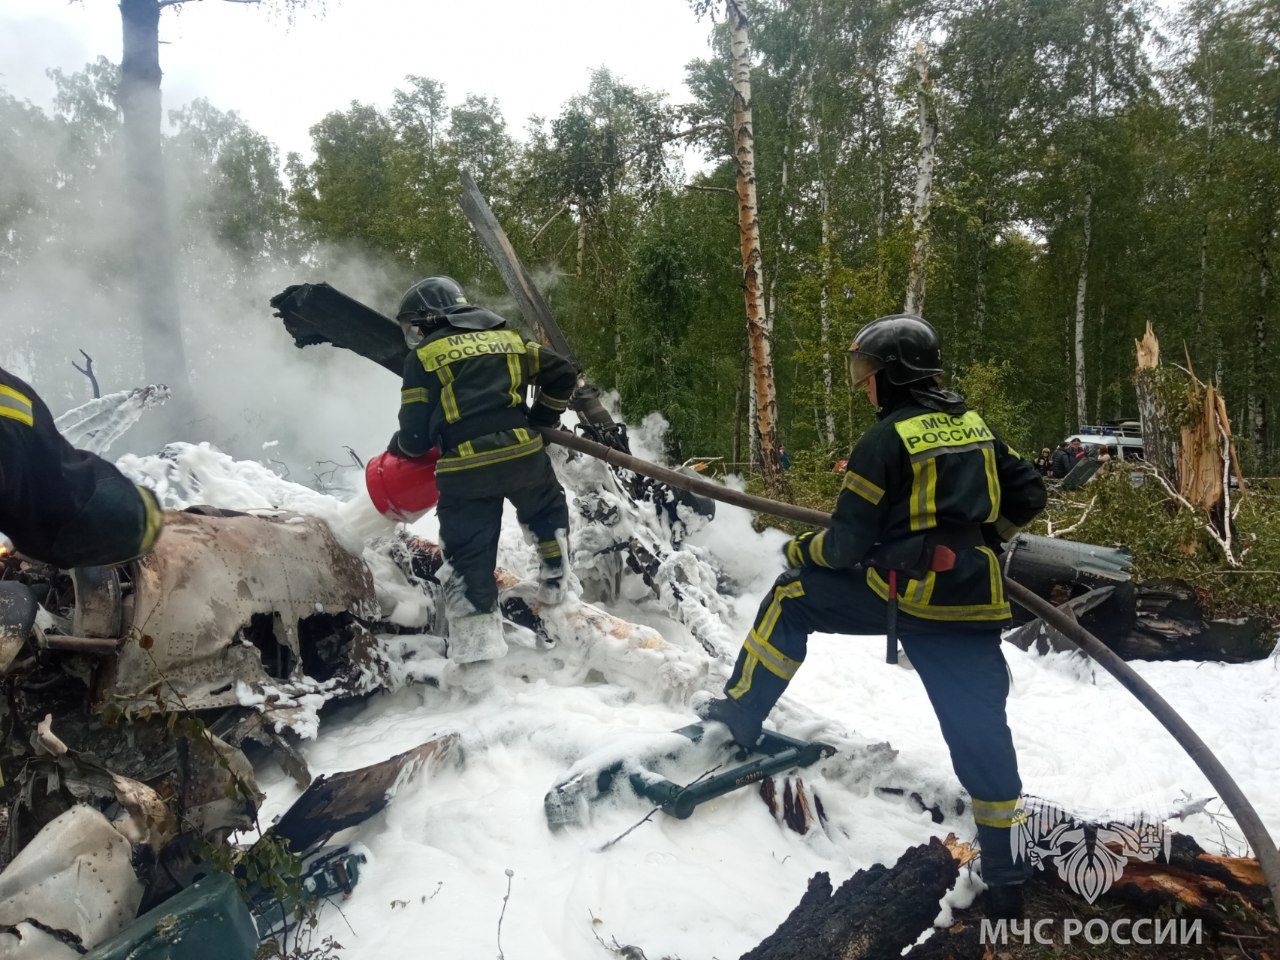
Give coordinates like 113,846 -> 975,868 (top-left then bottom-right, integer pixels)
270,735 -> 458,853
107,510 -> 377,711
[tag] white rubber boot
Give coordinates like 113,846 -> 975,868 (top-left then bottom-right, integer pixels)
447,609 -> 508,664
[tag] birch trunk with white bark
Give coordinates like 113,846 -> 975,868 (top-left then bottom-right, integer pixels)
819,184 -> 836,446
727,0 -> 782,483
904,42 -> 938,317
1073,190 -> 1093,430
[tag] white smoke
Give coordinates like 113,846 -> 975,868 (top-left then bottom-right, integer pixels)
0,64 -> 414,478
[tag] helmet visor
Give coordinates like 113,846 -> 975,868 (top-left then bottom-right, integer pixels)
400,319 -> 427,348
845,351 -> 883,388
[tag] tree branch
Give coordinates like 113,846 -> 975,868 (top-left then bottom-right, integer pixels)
71,349 -> 100,399
1150,468 -> 1240,567
1045,495 -> 1096,538
531,204 -> 569,247
683,184 -> 737,195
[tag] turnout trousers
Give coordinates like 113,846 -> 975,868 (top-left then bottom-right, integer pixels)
435,448 -> 569,614
723,566 -> 1026,885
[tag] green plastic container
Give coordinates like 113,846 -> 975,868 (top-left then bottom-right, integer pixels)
86,873 -> 258,960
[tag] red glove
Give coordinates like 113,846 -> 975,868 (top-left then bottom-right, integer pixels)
365,448 -> 441,522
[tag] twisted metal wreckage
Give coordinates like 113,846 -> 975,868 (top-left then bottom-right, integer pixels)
0,179 -> 1275,958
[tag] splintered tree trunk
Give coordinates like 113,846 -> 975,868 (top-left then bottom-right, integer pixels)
904,42 -> 938,317
1134,323 -> 1177,481
119,0 -> 188,393
1073,190 -> 1093,430
727,0 -> 782,485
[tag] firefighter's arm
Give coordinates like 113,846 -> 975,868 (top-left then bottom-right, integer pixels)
388,351 -> 437,458
523,342 -> 578,427
1,381 -> 163,567
784,432 -> 890,570
991,434 -> 1048,540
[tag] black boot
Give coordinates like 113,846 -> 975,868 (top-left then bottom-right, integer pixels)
698,696 -> 763,748
985,882 -> 1025,920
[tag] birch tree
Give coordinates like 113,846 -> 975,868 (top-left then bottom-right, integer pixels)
904,41 -> 939,316
699,0 -> 783,483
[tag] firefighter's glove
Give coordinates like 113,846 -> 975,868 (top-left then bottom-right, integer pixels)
387,431 -> 421,458
783,531 -> 817,569
528,404 -> 561,429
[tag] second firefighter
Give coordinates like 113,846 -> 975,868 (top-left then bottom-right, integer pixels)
387,276 -> 578,663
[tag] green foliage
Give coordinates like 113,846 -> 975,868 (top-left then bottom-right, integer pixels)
4,0 -> 1280,477
953,360 -> 1033,456
1032,467 -> 1280,619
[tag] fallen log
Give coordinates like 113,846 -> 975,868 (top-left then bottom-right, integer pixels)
741,838 -> 959,960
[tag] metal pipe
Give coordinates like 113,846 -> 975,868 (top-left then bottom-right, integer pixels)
39,633 -> 120,655
543,426 -> 1280,918
543,428 -> 829,525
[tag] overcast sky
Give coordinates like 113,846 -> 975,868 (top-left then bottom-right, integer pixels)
0,0 -> 715,157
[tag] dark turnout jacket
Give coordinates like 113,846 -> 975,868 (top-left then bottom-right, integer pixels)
0,367 -> 162,568
804,399 -> 1047,627
389,324 -> 578,475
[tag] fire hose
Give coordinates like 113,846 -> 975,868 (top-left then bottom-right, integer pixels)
541,425 -> 1280,919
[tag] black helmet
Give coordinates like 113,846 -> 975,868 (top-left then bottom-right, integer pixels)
396,276 -> 504,344
397,276 -> 468,323
846,314 -> 944,387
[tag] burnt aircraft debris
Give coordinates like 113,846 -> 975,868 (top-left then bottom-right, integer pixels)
1002,532 -> 1273,662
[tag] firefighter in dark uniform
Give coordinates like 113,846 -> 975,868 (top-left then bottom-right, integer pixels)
703,315 -> 1046,918
0,366 -> 163,568
388,277 -> 577,663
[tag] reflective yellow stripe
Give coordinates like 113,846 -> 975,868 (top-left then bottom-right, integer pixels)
0,385 -> 34,427
757,579 -> 804,639
994,515 -> 1022,540
973,797 -> 1023,828
506,352 -> 524,408
867,567 -> 1010,621
894,410 -> 994,459
415,329 -> 525,373
538,539 -> 562,558
982,445 -> 1001,522
459,441 -> 475,457
729,579 -> 806,697
437,366 -> 461,423
728,652 -> 760,700
538,392 -> 571,412
137,487 -> 164,553
809,530 -> 830,567
436,435 -> 544,473
527,342 -> 542,377
744,630 -> 800,680
982,546 -> 1003,608
909,458 -> 937,531
909,569 -> 935,605
401,387 -> 429,405
841,470 -> 885,505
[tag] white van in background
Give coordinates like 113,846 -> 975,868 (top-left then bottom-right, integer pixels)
1065,421 -> 1145,461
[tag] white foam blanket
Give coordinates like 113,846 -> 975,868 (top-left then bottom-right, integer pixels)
108,430 -> 1279,959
